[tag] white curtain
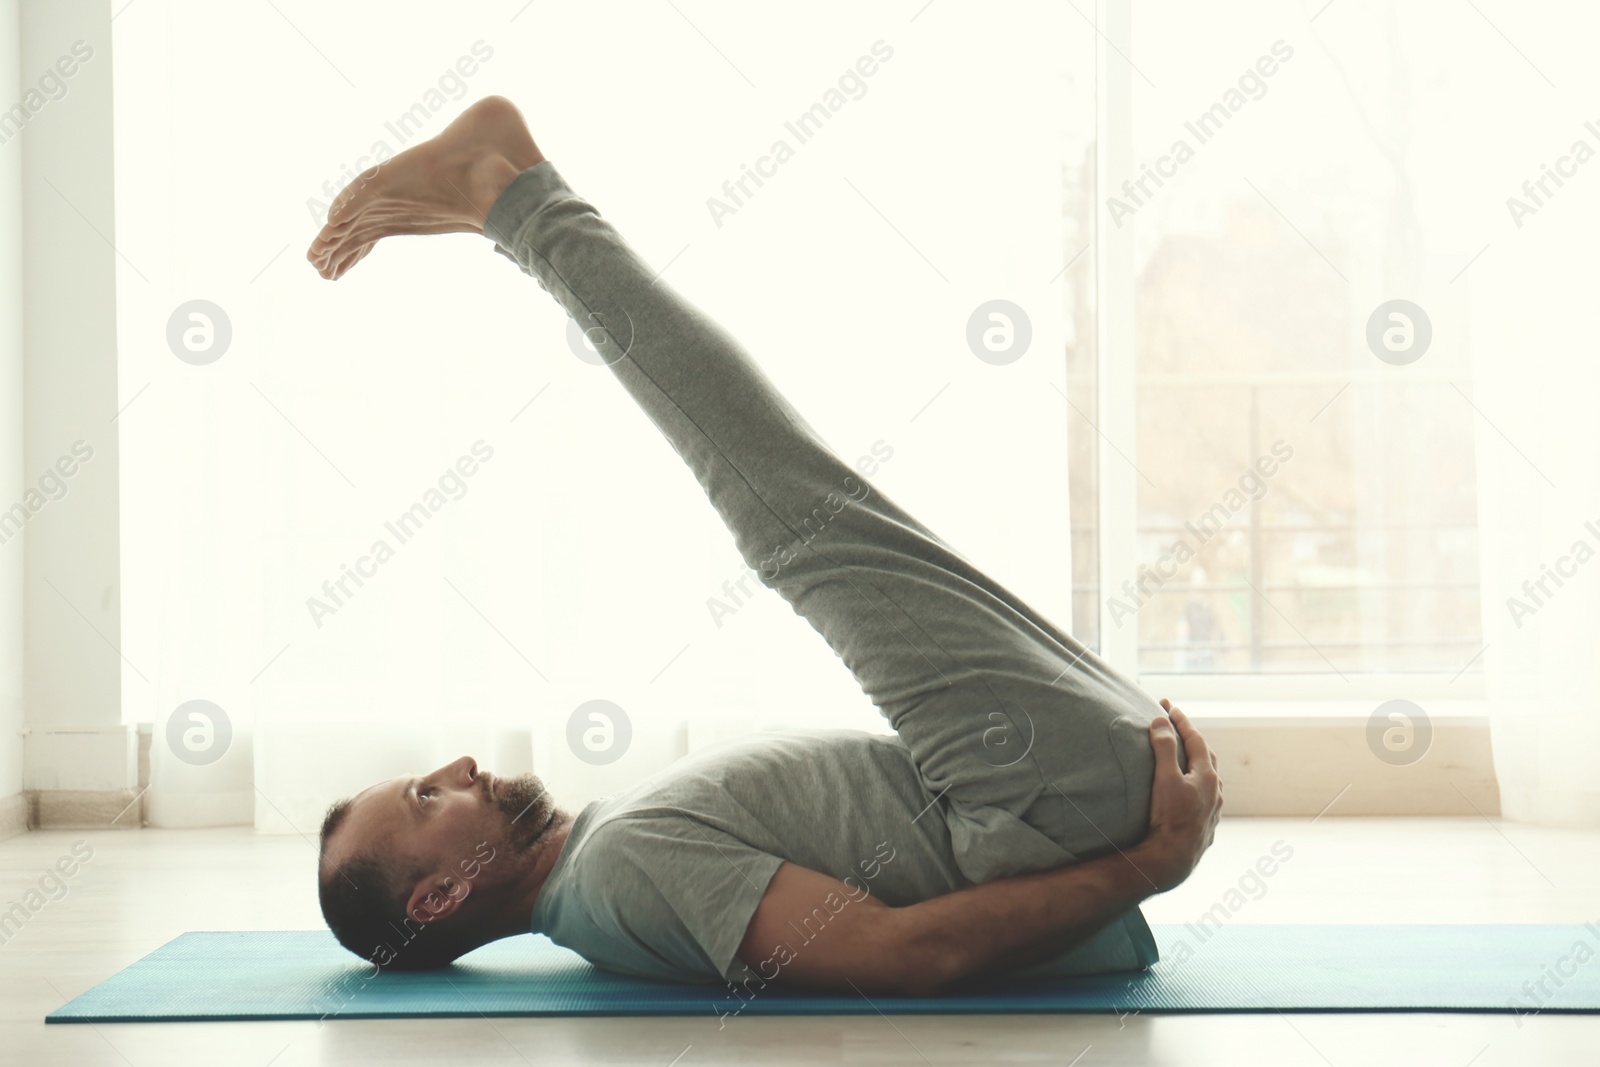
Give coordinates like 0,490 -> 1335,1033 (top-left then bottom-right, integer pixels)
1460,1 -> 1600,822
112,1 -> 1085,829
1471,214 -> 1600,827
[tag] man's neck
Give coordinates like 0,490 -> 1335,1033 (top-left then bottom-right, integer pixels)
448,809 -> 580,954
516,807 -> 577,927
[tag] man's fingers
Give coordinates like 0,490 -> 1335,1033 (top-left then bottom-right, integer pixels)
1148,716 -> 1181,775
1165,706 -> 1215,775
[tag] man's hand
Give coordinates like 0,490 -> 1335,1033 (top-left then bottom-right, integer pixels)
1132,699 -> 1223,893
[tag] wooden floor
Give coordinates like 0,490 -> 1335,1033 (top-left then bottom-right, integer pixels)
1,817 -> 1596,1066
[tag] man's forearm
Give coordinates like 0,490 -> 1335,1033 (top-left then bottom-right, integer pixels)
892,842 -> 1165,992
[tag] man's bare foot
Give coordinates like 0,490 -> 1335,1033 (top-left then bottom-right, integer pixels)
307,95 -> 545,280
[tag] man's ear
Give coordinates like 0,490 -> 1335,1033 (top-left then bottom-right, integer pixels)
405,874 -> 473,925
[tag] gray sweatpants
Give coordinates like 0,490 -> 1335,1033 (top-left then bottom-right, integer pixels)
483,161 -> 1173,969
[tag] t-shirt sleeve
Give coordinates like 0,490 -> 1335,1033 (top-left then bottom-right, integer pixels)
558,814 -> 786,985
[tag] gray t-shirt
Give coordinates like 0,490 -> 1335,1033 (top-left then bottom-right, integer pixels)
529,728 -> 969,985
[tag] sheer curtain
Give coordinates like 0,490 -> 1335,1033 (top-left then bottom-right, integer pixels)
1460,4 -> 1600,825
113,1 -> 1086,829
1471,207 -> 1600,828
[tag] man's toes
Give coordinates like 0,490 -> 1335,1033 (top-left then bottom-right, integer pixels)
331,242 -> 374,280
307,223 -> 350,266
307,233 -> 356,280
309,234 -> 344,273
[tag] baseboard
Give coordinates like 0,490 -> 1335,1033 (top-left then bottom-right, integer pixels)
0,792 -> 28,841
31,788 -> 144,829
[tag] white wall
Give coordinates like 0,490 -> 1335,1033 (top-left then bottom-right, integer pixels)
0,0 -> 24,802
108,0 -> 1080,828
19,0 -> 127,792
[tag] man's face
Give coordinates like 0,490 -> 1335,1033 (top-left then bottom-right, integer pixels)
323,756 -> 556,916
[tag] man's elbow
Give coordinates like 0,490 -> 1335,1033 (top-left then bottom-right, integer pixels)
877,908 -> 965,997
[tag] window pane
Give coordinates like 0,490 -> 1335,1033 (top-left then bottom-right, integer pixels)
1124,0 -> 1492,675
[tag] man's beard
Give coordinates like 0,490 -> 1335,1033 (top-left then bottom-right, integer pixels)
492,773 -> 555,855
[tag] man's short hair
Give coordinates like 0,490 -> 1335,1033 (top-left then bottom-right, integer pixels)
317,798 -> 456,970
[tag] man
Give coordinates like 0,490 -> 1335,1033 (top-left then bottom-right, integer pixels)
308,96 -> 1223,998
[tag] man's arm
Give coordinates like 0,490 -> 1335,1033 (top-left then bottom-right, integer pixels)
735,703 -> 1222,996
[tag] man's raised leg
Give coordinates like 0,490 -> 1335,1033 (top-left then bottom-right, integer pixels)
309,98 -> 1172,911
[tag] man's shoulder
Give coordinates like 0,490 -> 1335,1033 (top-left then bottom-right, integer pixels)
539,813 -> 674,924
557,806 -> 783,913
561,803 -> 738,872
563,809 -> 667,867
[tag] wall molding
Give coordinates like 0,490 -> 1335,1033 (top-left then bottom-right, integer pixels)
0,792 -> 27,840
1201,719 -> 1499,817
29,788 -> 143,830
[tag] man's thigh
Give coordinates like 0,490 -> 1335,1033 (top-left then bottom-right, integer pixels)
889,634 -> 1169,884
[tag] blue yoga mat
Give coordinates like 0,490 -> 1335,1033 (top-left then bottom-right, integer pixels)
46,924 -> 1600,1022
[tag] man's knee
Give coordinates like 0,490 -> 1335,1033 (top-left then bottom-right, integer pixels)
1107,712 -> 1157,847
1024,713 -> 1159,857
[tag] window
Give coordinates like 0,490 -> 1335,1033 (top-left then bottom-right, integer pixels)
1073,0 -> 1489,696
